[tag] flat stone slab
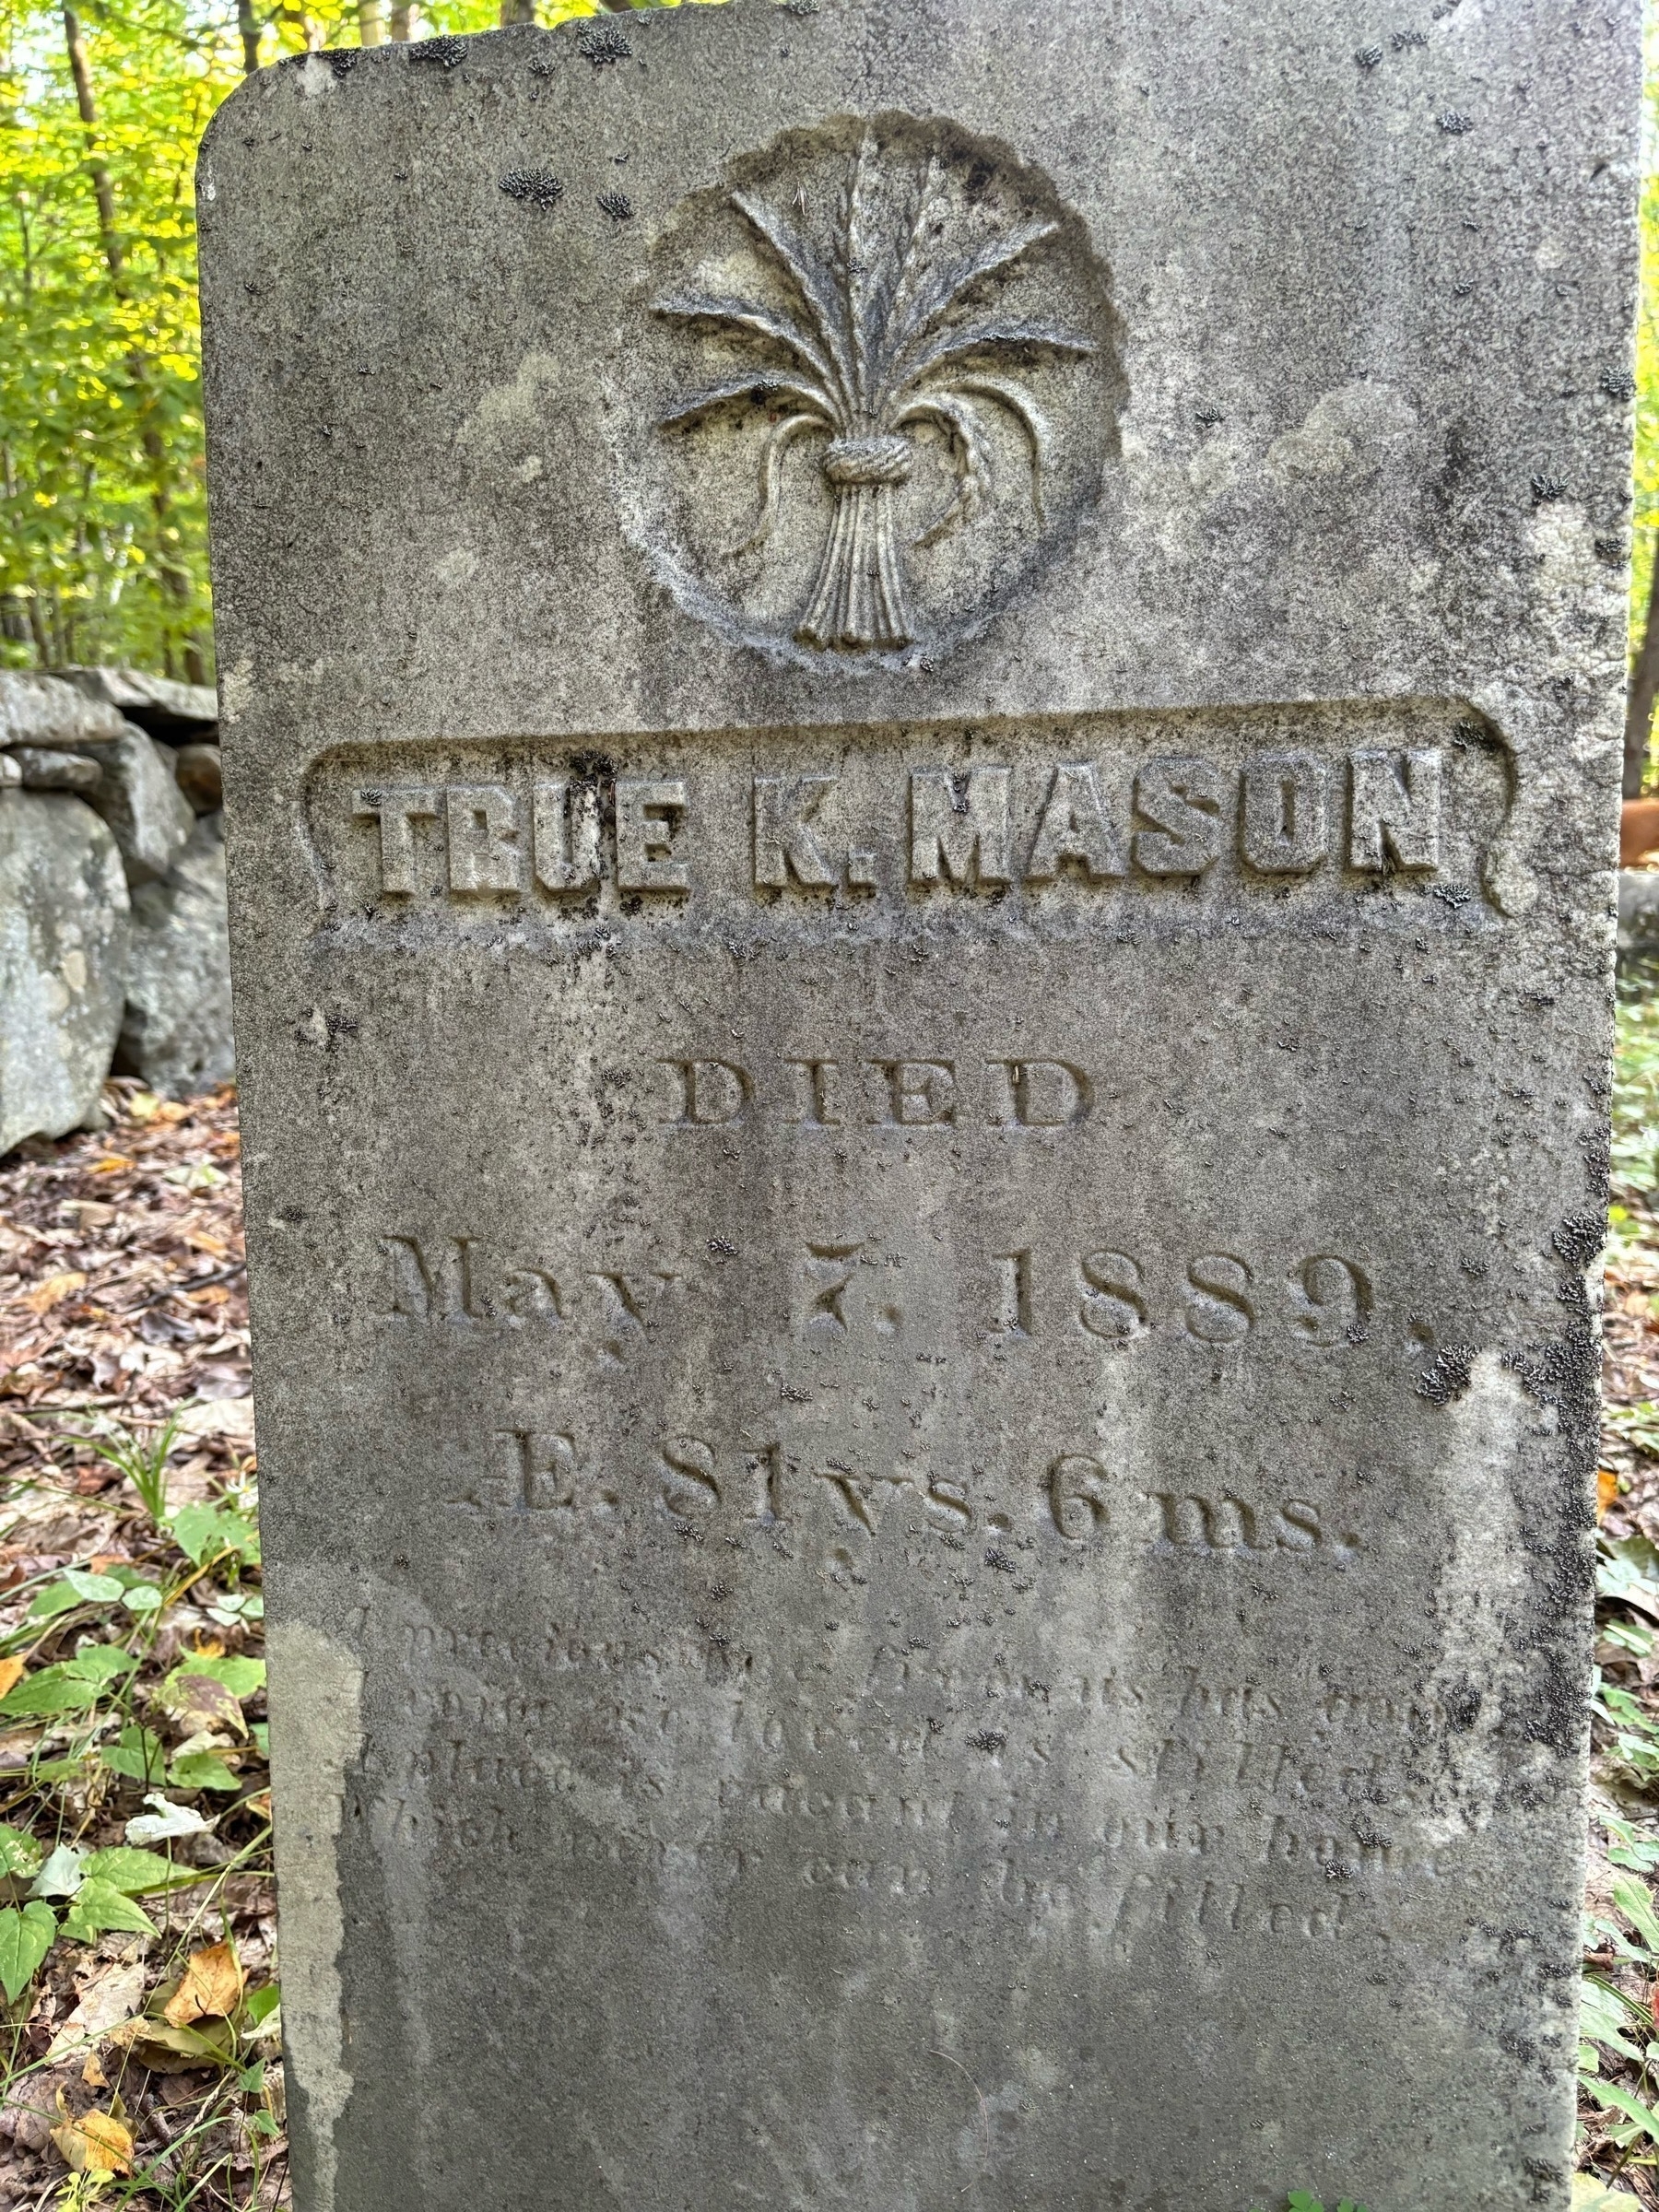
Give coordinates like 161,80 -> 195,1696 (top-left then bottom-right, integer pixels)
197,5 -> 1640,2207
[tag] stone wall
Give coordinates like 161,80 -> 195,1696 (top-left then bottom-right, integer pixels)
0,668 -> 231,1155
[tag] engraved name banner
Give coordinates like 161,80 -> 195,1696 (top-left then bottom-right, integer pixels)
301,698 -> 1512,943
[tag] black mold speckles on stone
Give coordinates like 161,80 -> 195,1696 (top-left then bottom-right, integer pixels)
967,1730 -> 1006,1752
1355,44 -> 1382,65
1392,27 -> 1428,47
411,34 -> 465,68
1602,367 -> 1638,401
1438,110 -> 1474,134
1418,1344 -> 1476,1404
500,169 -> 564,208
1194,405 -> 1224,427
578,21 -> 632,65
1552,1212 -> 1606,1270
597,190 -> 634,220
324,48 -> 359,77
1531,472 -> 1567,503
1443,1678 -> 1482,1731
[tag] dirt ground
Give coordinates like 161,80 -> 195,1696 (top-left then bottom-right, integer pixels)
0,1082 -> 277,2212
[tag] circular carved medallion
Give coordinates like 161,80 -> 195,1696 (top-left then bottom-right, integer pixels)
617,112 -> 1124,670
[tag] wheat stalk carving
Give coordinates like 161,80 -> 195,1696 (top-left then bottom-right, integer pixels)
654,131 -> 1094,653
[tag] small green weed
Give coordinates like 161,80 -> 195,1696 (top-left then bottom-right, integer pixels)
1249,2194 -> 1371,2212
70,1413 -> 182,1531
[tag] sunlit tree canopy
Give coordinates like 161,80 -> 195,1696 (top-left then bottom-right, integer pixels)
0,0 -> 1656,707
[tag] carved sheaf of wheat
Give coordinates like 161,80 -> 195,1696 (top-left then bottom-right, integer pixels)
654,131 -> 1095,651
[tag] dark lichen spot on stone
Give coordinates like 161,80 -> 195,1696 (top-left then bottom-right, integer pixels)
1437,110 -> 1474,134
1443,1678 -> 1482,1731
1355,44 -> 1382,66
410,34 -> 465,68
967,1729 -> 1006,1752
1392,28 -> 1428,48
1601,367 -> 1637,401
598,190 -> 635,220
1552,1212 -> 1606,1270
324,47 -> 359,76
1530,472 -> 1567,504
578,20 -> 632,65
500,168 -> 565,209
1418,1344 -> 1475,1404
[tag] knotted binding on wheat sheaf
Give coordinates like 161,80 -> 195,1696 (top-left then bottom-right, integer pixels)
655,127 -> 1096,653
799,433 -> 915,649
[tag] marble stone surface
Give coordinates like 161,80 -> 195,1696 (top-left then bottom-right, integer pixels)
197,3 -> 1641,2206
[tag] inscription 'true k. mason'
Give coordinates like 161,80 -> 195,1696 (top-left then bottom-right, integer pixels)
307,705 -> 1510,928
357,753 -> 1437,897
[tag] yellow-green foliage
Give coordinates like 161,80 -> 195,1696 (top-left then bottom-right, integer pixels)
1632,1 -> 1659,692
0,0 -> 600,677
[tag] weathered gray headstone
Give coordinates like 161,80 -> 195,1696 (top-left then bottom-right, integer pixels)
198,6 -> 1639,2206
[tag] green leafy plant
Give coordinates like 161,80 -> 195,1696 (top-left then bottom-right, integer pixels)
1248,2194 -> 1371,2212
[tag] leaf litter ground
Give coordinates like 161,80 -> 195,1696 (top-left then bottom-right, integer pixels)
10,1009 -> 1659,2207
0,1081 -> 280,2212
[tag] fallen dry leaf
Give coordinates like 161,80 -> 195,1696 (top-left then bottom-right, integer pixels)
45,1960 -> 147,2064
20,1271 -> 87,1315
81,2052 -> 107,2089
0,1656 -> 24,1700
165,1941 -> 243,2028
161,1671 -> 245,1738
110,2013 -> 237,2072
50,2092 -> 133,2175
1599,1467 -> 1621,1516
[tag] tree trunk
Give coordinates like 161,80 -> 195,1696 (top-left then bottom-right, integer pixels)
63,5 -> 201,670
499,0 -> 535,21
62,6 -> 123,279
359,0 -> 385,42
1627,547 -> 1659,797
238,0 -> 262,74
388,0 -> 411,36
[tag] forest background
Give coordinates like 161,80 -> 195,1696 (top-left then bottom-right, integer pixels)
4,0 -> 1655,713
0,0 -> 624,688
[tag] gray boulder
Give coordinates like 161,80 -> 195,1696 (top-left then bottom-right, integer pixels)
85,727 -> 195,886
0,793 -> 129,1155
116,815 -> 234,1099
7,748 -> 102,793
0,670 -> 127,750
1620,870 -> 1659,955
171,742 -> 222,814
54,665 -> 218,740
